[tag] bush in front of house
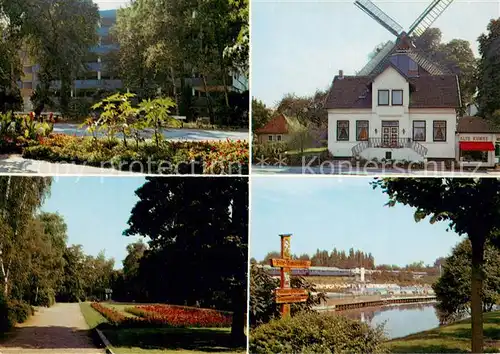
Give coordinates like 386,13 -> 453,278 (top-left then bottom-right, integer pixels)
249,311 -> 387,354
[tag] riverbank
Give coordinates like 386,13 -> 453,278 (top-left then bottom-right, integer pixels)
387,310 -> 500,353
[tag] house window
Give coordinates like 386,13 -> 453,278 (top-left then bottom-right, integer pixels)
356,120 -> 369,141
409,59 -> 418,71
392,90 -> 403,106
337,120 -> 349,141
277,135 -> 282,141
268,135 -> 273,142
433,121 -> 446,142
378,90 -> 389,106
413,121 -> 426,141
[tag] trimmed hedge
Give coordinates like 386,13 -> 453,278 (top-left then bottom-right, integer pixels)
249,311 -> 387,354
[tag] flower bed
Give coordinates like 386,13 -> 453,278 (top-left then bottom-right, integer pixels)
23,135 -> 249,175
126,304 -> 233,328
91,302 -> 128,326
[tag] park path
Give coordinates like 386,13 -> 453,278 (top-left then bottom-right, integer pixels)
0,303 -> 105,354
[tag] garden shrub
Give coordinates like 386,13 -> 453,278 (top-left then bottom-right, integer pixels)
7,300 -> 33,324
34,288 -> 56,307
249,311 -> 387,354
23,135 -> 248,174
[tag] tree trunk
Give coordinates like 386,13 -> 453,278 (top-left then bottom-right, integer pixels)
221,69 -> 230,108
471,235 -> 485,353
202,75 -> 214,124
230,286 -> 246,346
170,66 -> 179,115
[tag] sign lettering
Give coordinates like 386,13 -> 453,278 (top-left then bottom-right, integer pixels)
276,294 -> 309,304
270,259 -> 312,268
272,234 -> 311,318
459,135 -> 491,142
275,288 -> 308,296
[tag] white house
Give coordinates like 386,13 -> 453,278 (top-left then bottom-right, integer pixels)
325,62 -> 460,162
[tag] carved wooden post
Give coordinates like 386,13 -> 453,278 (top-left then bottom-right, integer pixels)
270,234 -> 311,318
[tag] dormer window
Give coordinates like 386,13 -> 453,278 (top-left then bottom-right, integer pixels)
378,90 -> 389,106
409,59 -> 418,72
392,90 -> 403,105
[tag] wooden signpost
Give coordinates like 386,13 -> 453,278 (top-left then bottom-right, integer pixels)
270,234 -> 311,317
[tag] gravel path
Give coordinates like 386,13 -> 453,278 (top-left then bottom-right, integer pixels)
0,303 -> 105,354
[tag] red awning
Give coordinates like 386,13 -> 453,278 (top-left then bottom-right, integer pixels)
459,141 -> 495,151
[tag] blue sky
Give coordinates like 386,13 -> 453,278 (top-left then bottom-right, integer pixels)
41,177 -> 146,269
251,0 -> 500,107
250,177 -> 463,266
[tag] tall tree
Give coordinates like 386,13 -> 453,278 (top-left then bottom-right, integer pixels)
434,239 -> 500,325
251,98 -> 271,132
477,19 -> 500,122
124,177 -> 248,345
0,177 -> 52,297
25,0 -> 100,115
372,178 -> 500,352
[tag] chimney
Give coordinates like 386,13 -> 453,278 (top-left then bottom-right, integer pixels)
338,70 -> 344,80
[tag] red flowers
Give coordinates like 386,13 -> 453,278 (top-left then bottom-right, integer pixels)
91,303 -> 127,325
134,304 -> 233,327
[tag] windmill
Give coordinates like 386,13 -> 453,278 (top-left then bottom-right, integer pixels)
354,0 -> 454,76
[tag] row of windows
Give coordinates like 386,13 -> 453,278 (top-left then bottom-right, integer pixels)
268,135 -> 282,142
378,89 -> 403,106
336,120 -> 447,142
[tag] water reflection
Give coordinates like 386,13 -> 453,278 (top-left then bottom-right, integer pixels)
338,302 -> 439,339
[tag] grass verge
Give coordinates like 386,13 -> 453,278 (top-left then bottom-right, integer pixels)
387,310 -> 500,353
102,327 -> 244,354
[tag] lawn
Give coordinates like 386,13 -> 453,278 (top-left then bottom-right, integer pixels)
80,302 -> 107,329
285,147 -> 328,155
80,302 -> 245,353
387,310 -> 500,353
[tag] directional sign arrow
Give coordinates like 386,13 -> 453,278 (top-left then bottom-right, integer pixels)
270,259 -> 311,268
275,294 -> 309,304
275,288 -> 308,296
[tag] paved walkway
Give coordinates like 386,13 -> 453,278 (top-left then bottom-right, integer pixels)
0,155 -> 139,175
0,303 -> 104,354
53,123 -> 248,142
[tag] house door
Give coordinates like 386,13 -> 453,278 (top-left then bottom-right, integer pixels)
382,121 -> 399,147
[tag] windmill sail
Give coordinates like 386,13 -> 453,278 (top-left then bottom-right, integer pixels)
358,40 -> 395,76
354,0 -> 403,37
407,0 -> 454,37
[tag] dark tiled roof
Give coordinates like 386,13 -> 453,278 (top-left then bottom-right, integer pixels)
324,76 -> 372,109
407,75 -> 460,108
255,113 -> 288,134
457,116 -> 499,133
325,70 -> 460,109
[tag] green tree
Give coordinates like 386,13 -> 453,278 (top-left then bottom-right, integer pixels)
0,177 -> 52,297
251,98 -> 271,132
477,19 -> 500,122
434,239 -> 500,324
26,0 -> 100,115
124,177 -> 248,345
372,178 -> 500,352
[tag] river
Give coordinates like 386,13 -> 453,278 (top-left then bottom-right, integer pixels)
338,302 -> 440,339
